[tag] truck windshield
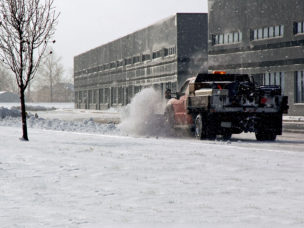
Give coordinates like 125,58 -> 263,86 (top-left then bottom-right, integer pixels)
180,80 -> 190,93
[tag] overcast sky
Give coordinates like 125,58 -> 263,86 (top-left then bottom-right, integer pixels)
54,0 -> 208,74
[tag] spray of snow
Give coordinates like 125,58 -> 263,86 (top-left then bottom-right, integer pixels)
119,88 -> 169,136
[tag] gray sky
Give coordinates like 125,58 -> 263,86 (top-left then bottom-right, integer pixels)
54,0 -> 208,74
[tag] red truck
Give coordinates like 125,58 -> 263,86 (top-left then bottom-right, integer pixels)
164,72 -> 289,141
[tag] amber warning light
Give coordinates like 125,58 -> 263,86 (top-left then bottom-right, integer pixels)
213,71 -> 226,75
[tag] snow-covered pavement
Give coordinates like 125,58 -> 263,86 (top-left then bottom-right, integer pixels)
0,126 -> 303,227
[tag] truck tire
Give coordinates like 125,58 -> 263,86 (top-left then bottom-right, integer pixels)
205,114 -> 216,140
195,114 -> 206,140
255,132 -> 277,141
164,106 -> 174,126
195,114 -> 217,140
222,132 -> 232,141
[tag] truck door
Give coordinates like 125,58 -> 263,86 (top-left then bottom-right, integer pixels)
172,80 -> 190,125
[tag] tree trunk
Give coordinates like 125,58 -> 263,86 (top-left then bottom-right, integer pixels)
50,82 -> 53,102
50,68 -> 53,102
20,87 -> 29,141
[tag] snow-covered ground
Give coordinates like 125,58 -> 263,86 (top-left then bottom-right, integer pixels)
0,90 -> 304,227
1,126 -> 304,227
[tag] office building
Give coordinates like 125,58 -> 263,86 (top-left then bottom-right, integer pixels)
74,13 -> 208,109
208,0 -> 304,115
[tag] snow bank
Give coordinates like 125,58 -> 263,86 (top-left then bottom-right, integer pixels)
11,105 -> 56,112
119,88 -> 170,136
0,105 -> 119,135
0,107 -> 21,118
0,116 -> 119,135
0,102 -> 74,109
0,105 -> 56,119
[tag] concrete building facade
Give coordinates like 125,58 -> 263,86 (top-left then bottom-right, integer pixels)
74,13 -> 208,110
208,0 -> 304,116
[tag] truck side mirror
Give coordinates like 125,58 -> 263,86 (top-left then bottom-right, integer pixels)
165,88 -> 172,99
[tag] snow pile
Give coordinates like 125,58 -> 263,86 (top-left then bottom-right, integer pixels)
119,88 -> 168,136
0,102 -> 74,109
11,105 -> 56,112
0,104 -> 119,135
0,116 -> 119,135
27,117 -> 118,134
0,107 -> 21,118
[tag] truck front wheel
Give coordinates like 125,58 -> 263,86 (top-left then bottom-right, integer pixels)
164,106 -> 175,129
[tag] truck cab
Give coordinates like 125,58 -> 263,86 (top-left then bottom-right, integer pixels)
165,72 -> 288,141
165,77 -> 195,127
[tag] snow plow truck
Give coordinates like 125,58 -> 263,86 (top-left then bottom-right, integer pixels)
164,71 -> 289,141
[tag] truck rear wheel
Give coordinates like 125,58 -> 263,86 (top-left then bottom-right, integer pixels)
255,132 -> 277,141
195,114 -> 218,140
222,132 -> 232,140
195,114 -> 206,140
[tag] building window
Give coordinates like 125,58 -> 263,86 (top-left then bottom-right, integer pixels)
112,87 -> 117,104
118,87 -> 123,104
110,62 -> 116,69
133,56 -> 140,64
213,34 -> 218,45
125,57 -> 132,65
269,26 -> 274,38
168,46 -> 176,55
152,52 -> 156,59
294,21 -> 304,34
104,63 -> 110,70
93,90 -> 97,103
75,92 -> 78,103
224,33 -> 229,44
263,72 -> 285,93
228,33 -> 233,43
258,28 -> 263,39
163,48 -> 168,56
274,26 -> 280,37
99,88 -> 104,104
117,60 -> 124,67
263,27 -> 269,38
233,32 -> 239,43
105,88 -> 110,104
252,25 -> 284,40
142,53 -> 151,61
152,50 -> 162,59
88,90 -> 92,104
212,31 -> 242,45
134,86 -> 141,94
219,34 -> 224,44
295,71 -> 304,103
280,25 -> 284,36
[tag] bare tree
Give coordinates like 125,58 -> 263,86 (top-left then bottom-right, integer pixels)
0,63 -> 17,93
0,0 -> 59,141
36,49 -> 64,102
